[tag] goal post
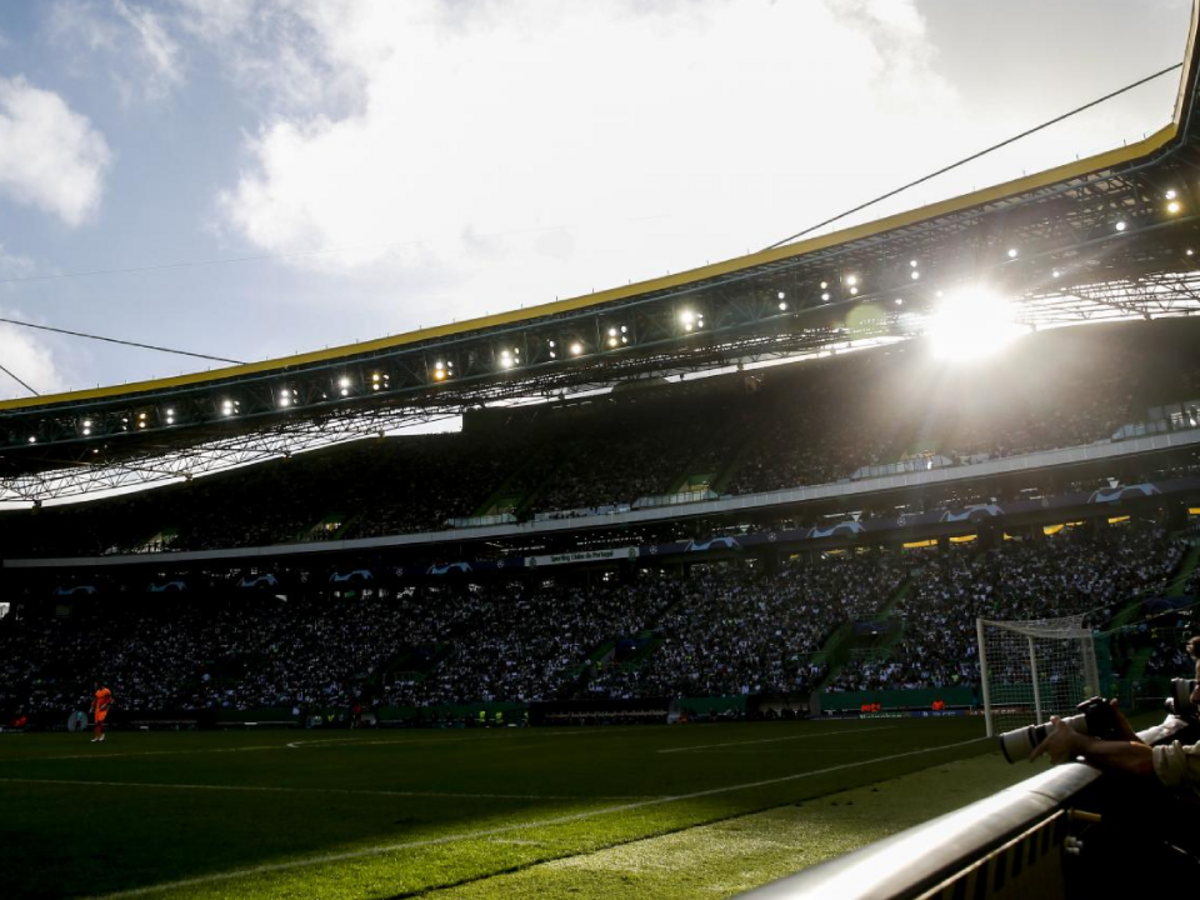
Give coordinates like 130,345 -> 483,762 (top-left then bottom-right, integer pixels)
977,615 -> 1100,739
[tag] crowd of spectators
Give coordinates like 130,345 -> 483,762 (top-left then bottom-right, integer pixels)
827,523 -> 1187,692
1,517 -> 1192,719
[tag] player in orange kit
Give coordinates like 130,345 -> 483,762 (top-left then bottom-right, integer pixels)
90,682 -> 113,743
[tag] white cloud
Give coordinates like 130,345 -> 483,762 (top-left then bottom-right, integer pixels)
0,77 -> 113,227
0,295 -> 67,399
203,1 -> 965,325
48,0 -> 184,102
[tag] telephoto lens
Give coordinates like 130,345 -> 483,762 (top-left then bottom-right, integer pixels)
997,696 -> 1116,763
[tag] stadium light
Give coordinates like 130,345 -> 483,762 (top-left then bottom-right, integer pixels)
778,301 -> 788,311
777,290 -> 786,300
820,281 -> 828,289
1007,248 -> 1018,259
821,292 -> 831,302
894,298 -> 903,306
1115,220 -> 1127,232
1167,189 -> 1178,199
928,286 -> 1025,363
845,275 -> 858,287
909,260 -> 918,268
338,377 -> 351,390
1168,200 -> 1182,214
680,310 -> 696,326
849,287 -> 859,296
910,270 -> 920,280
1052,269 -> 1061,278
570,341 -> 584,356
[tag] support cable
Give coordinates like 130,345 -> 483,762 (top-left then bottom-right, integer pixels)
0,362 -> 39,396
0,316 -> 246,365
763,62 -> 1183,251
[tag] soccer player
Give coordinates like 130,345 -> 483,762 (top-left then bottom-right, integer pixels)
90,682 -> 113,743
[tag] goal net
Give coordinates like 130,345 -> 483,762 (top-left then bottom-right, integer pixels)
976,615 -> 1100,738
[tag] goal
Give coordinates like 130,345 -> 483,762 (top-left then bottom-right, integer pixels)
976,615 -> 1100,738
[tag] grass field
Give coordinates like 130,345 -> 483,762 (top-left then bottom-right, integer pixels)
0,718 -> 1040,900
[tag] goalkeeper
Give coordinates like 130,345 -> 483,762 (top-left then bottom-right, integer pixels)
1030,636 -> 1200,799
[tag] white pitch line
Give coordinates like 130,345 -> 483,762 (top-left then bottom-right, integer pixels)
85,736 -> 989,900
0,777 -> 647,803
656,726 -> 897,754
285,736 -> 468,750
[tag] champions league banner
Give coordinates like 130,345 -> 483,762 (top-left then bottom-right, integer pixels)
386,477 -> 1200,576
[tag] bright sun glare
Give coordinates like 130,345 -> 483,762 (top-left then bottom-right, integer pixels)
927,287 -> 1027,362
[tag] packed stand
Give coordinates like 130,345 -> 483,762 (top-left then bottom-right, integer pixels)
827,523 -> 1186,692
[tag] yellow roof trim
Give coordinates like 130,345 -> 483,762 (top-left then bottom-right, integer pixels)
0,120 -> 1181,412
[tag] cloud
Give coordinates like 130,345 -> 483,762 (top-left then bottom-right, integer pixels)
0,76 -> 113,227
0,248 -> 73,398
203,0 -> 962,322
48,0 -> 184,103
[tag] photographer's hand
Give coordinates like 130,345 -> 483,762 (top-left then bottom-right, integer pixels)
1108,699 -> 1144,744
1029,716 -> 1091,765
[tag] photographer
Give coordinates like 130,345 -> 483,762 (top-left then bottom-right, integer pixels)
1030,636 -> 1200,799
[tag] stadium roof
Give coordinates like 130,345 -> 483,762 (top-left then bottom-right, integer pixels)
3,3 -> 1200,502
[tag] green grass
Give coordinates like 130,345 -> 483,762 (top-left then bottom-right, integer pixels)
0,718 -> 1026,899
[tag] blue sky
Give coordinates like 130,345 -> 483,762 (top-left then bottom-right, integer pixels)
0,0 -> 1190,399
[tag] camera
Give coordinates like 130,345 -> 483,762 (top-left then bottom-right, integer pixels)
1167,678 -> 1197,719
998,696 -> 1121,764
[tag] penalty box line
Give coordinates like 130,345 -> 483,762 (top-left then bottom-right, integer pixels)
86,736 -> 989,900
657,725 -> 898,754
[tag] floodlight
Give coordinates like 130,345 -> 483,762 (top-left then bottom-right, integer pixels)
1052,269 -> 1061,278
82,420 -> 92,428
777,290 -> 786,299
928,286 -> 1025,362
1115,221 -> 1127,232
680,310 -> 696,325
820,281 -> 828,289
372,373 -> 381,382
570,342 -> 584,356
138,412 -> 147,420
166,416 -> 175,425
548,340 -> 556,348
849,286 -> 859,296
433,369 -> 447,381
778,301 -> 788,311
608,337 -> 619,348
845,275 -> 858,287
620,326 -> 627,333
821,292 -> 831,302
608,327 -> 618,337
911,271 -> 920,280
894,298 -> 903,306
1167,189 -> 1178,199
82,428 -> 91,436
1168,201 -> 1182,214
27,436 -> 36,443
434,361 -> 444,370
1007,248 -> 1018,258
1188,249 -> 1195,257
909,260 -> 918,268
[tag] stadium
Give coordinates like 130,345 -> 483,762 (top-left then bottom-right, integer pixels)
2,5 -> 1200,900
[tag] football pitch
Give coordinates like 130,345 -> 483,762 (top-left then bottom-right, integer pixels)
0,718 -> 1037,900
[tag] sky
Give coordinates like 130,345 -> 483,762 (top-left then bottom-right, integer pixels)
0,0 -> 1192,400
